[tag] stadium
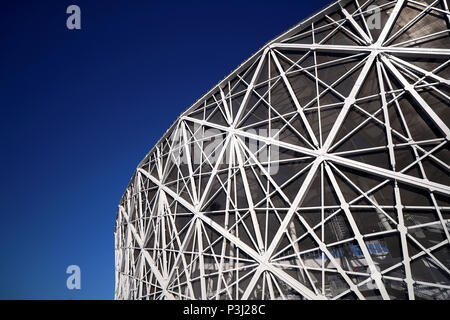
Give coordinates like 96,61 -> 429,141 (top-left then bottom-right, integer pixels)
115,0 -> 450,300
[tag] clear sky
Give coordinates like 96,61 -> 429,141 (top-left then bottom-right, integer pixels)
0,0 -> 330,299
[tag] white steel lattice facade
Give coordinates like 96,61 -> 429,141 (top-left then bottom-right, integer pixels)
115,0 -> 450,300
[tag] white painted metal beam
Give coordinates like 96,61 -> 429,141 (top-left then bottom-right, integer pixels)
269,43 -> 450,57
381,55 -> 450,140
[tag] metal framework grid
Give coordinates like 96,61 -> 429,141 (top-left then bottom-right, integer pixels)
115,0 -> 450,300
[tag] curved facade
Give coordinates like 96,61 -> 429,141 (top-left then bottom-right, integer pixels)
115,0 -> 450,300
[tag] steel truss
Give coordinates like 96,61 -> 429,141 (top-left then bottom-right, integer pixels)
115,0 -> 450,300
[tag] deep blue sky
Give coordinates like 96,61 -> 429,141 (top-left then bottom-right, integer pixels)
0,0 -> 330,299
